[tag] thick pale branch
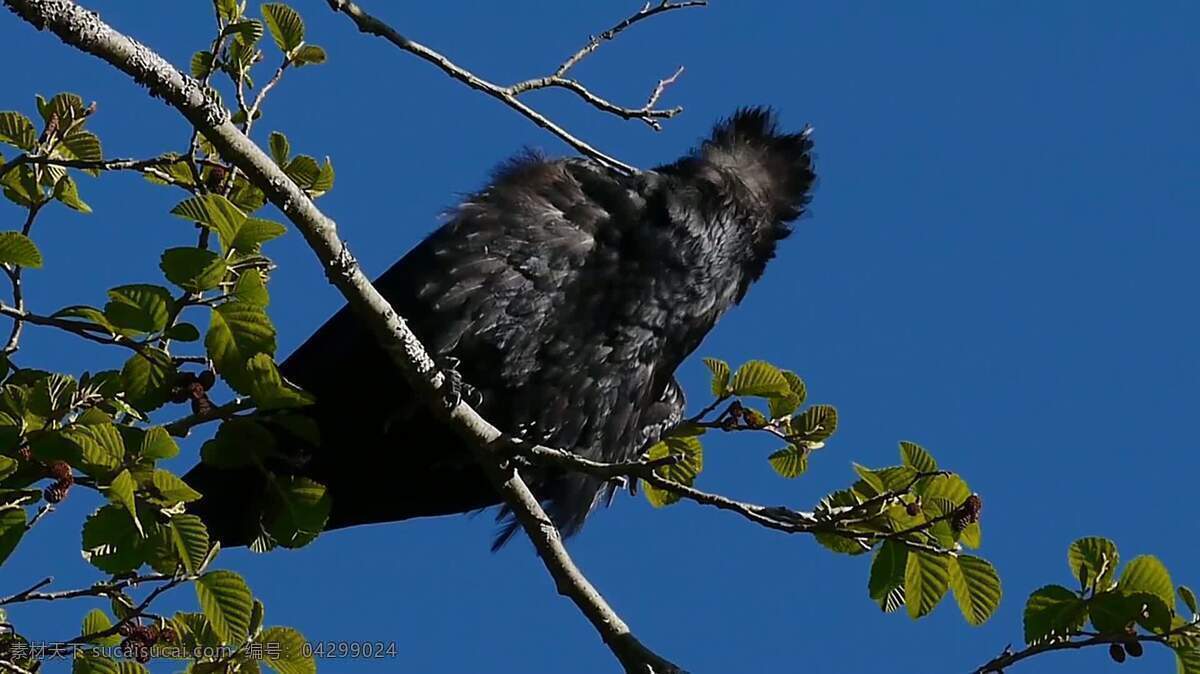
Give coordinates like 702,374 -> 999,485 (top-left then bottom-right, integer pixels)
1,2 -> 681,671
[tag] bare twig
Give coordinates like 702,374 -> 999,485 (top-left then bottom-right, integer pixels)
27,154 -> 191,188
0,573 -> 173,606
163,398 -> 253,438
324,0 -> 704,171
67,574 -> 193,645
1,3 -> 684,671
3,201 -> 45,354
0,303 -> 144,354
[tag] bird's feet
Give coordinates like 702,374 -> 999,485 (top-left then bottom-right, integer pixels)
438,355 -> 482,410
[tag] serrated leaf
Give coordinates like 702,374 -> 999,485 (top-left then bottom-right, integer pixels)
223,19 -> 264,46
160,247 -> 227,292
1069,536 -> 1119,592
899,441 -> 937,473
37,92 -> 87,126
152,469 -> 203,504
171,513 -> 210,575
309,158 -> 334,196
259,626 -> 316,674
233,269 -> 270,306
266,476 -> 330,548
0,507 -> 25,565
0,112 -> 36,151
1181,586 -> 1198,617
869,540 -> 907,613
959,521 -> 982,549
206,302 -> 276,393
82,505 -> 144,573
918,473 -> 970,510
106,470 -> 142,536
641,435 -> 703,508
261,3 -> 305,53
268,131 -> 290,166
0,232 -> 43,269
165,322 -> 201,342
244,353 -> 314,409
702,358 -> 730,396
195,570 -> 253,644
1024,584 -> 1086,645
104,284 -> 173,334
66,422 -> 125,475
905,550 -> 951,619
853,463 -> 886,496
58,129 -> 103,167
1118,555 -> 1175,616
231,217 -> 286,253
949,554 -> 1001,626
791,404 -> 838,443
1178,646 -> 1200,674
120,348 -> 174,412
80,608 -> 121,647
730,360 -> 790,398
768,444 -> 808,478
201,417 -> 276,468
52,174 -> 92,212
170,194 -> 246,252
139,426 -> 179,460
191,50 -> 215,79
291,43 -> 327,67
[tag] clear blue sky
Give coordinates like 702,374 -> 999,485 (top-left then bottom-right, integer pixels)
3,1 -> 1198,672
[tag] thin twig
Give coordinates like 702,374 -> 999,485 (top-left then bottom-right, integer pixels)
324,0 -> 704,172
163,398 -> 254,438
972,619 -> 1200,673
3,201 -> 45,354
0,303 -> 145,354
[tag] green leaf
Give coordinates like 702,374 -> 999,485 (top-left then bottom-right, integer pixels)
904,550 -> 951,619
195,570 -> 254,644
206,302 -> 277,393
261,3 -> 305,53
291,44 -> 326,67
170,194 -> 246,252
80,608 -> 121,647
52,174 -> 92,212
215,0 -> 240,23
234,269 -> 270,306
1024,584 -> 1086,645
1181,586 -> 1198,616
959,521 -> 982,549
191,50 -> 215,79
310,158 -> 334,196
164,322 -> 201,342
853,463 -> 886,496
268,131 -> 290,165
0,507 -> 25,565
949,554 -> 1001,626
160,247 -> 228,292
0,232 -> 43,268
641,435 -> 703,508
868,540 -> 907,613
244,354 -> 314,409
106,469 -> 142,535
151,469 -> 203,504
37,92 -> 88,126
66,422 -> 125,475
58,129 -> 103,167
0,455 -> 17,482
1177,646 -> 1200,674
1089,590 -> 1140,634
139,426 -> 179,460
81,505 -> 144,573
266,476 -> 330,548
790,404 -> 838,443
0,112 -> 36,151
171,513 -> 210,575
1069,537 -> 1119,592
120,348 -> 174,412
53,304 -> 113,330
231,217 -> 286,253
1118,555 -> 1175,614
917,473 -> 970,511
767,444 -> 808,478
202,417 -> 276,468
104,284 -> 173,334
223,19 -> 264,45
899,441 -> 938,473
730,360 -> 790,398
702,358 -> 730,396
259,626 -> 316,674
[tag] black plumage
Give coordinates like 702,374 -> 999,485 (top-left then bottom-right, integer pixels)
184,108 -> 816,548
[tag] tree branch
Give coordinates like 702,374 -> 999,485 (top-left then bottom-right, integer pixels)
972,620 -> 1200,673
1,2 -> 682,671
324,0 -> 704,171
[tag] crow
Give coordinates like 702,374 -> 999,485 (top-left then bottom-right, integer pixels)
184,108 -> 816,549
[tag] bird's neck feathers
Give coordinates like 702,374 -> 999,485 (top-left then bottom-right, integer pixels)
658,107 -> 816,299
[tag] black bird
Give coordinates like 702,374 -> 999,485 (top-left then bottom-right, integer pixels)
184,108 -> 816,548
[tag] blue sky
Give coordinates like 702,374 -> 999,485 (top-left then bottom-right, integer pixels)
3,1 -> 1199,672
